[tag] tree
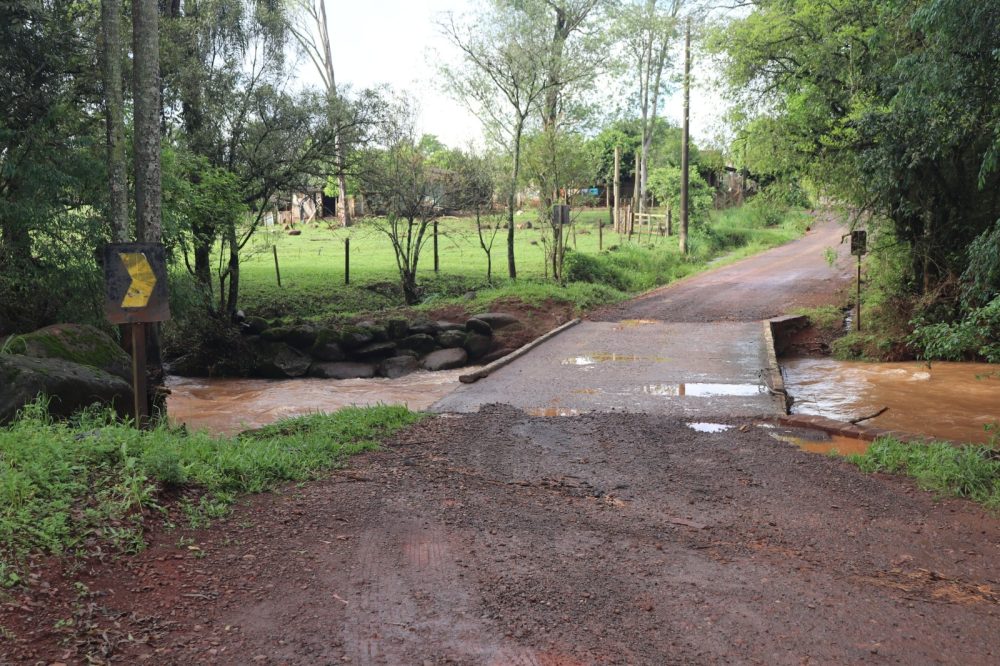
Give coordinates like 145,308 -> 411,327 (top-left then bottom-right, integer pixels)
132,0 -> 161,243
359,107 -> 455,305
614,0 -> 682,215
99,0 -> 128,243
440,4 -> 557,279
289,0 -> 353,227
453,150 -> 502,282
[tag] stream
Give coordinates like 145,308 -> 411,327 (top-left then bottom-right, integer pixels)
165,369 -> 468,435
782,357 -> 1000,444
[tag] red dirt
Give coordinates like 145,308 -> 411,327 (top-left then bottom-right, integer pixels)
3,411 -> 999,664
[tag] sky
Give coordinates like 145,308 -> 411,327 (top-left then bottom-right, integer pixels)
308,0 -> 730,150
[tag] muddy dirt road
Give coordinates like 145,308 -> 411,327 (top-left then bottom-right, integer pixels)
4,216 -> 999,665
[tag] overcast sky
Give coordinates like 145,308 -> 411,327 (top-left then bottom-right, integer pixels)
309,0 -> 730,149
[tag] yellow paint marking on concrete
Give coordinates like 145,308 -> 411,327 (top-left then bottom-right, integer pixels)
119,252 -> 157,308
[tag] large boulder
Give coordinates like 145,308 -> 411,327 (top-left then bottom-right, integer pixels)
309,361 -> 377,380
337,326 -> 375,351
436,329 -> 466,349
386,318 -> 410,340
423,348 -> 468,372
408,321 -> 440,336
353,341 -> 397,359
251,341 -> 312,378
465,318 -> 493,336
0,354 -> 131,423
397,333 -> 437,354
243,316 -> 269,335
436,321 -> 465,333
473,312 -> 521,330
14,323 -> 131,381
310,329 -> 346,362
463,333 -> 493,360
379,355 -> 421,379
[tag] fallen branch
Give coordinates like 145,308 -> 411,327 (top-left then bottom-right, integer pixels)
851,407 -> 889,424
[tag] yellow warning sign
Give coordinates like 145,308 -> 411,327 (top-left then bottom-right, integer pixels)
119,252 -> 158,308
104,242 -> 170,324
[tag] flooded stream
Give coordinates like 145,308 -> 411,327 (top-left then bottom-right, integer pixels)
166,370 -> 468,435
782,357 -> 1000,444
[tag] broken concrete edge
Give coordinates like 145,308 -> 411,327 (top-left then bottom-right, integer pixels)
761,320 -> 788,412
773,413 -> 947,447
459,318 -> 582,384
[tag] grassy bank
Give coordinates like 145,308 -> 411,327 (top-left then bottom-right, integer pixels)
847,436 -> 1000,509
220,205 -> 811,324
0,400 -> 421,586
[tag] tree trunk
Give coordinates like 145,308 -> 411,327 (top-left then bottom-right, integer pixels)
226,225 -> 240,314
100,0 -> 129,243
313,0 -> 351,228
132,0 -> 161,243
401,270 -> 420,306
679,18 -> 691,255
508,116 -> 524,280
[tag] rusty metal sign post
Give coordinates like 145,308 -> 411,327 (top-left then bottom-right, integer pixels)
103,243 -> 170,428
850,230 -> 867,332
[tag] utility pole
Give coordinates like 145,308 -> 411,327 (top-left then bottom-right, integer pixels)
679,17 -> 691,255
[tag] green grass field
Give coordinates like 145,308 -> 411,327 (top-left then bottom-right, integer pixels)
211,205 -> 811,324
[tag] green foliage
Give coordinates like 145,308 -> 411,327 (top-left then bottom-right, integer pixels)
849,437 -> 1000,509
563,250 -> 632,291
0,399 -> 421,583
961,220 -> 1000,309
793,305 -> 844,333
909,296 -> 1000,363
646,166 -> 713,225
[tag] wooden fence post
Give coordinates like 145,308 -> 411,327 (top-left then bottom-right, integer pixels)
433,220 -> 439,273
272,245 -> 282,287
345,238 -> 350,285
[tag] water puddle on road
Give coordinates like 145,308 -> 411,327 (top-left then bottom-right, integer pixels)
782,357 -> 1000,444
688,422 -> 733,433
562,353 -> 669,365
614,319 -> 659,330
641,383 -> 767,397
770,432 -> 871,456
166,369 -> 467,435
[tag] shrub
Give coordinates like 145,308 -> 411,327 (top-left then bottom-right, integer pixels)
563,250 -> 632,291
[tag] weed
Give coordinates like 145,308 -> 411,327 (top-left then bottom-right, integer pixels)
793,305 -> 844,332
848,437 -> 1000,509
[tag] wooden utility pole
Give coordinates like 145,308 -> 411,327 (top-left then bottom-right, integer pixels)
679,17 -> 691,255
632,152 -> 640,236
613,145 -> 621,233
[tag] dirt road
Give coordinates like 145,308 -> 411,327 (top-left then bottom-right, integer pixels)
4,216 -> 999,665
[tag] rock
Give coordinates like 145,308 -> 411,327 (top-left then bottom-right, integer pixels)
463,332 -> 493,360
0,354 -> 131,423
436,321 -> 465,332
14,323 -> 132,381
408,321 -> 440,336
436,329 -> 466,349
244,316 -> 269,335
336,326 -> 374,351
288,229 -> 302,236
398,334 -> 437,354
386,318 -> 410,339
480,347 -> 514,364
379,356 -> 421,379
282,326 -> 318,350
473,312 -> 521,330
393,348 -> 419,358
465,318 -> 493,336
353,341 -> 397,358
362,323 -> 389,342
310,339 -> 345,362
309,361 -> 377,380
251,341 -> 312,378
423,348 -> 468,371
259,326 -> 291,342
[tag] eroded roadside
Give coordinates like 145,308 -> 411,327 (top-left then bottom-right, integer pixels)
4,408 -> 998,665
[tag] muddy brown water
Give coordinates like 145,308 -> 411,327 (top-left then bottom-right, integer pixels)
782,357 -> 1000,444
165,370 -> 469,435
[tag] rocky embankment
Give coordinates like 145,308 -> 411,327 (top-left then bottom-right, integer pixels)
171,312 -> 523,380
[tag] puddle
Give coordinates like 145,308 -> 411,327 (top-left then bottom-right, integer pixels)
782,357 -> 1000,444
640,383 -> 766,397
614,319 -> 658,330
166,369 -> 467,435
527,407 -> 582,417
688,422 -> 733,433
770,432 -> 871,457
562,353 -> 669,365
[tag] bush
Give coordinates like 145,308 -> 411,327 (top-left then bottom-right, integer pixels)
563,250 -> 633,291
909,295 -> 1000,362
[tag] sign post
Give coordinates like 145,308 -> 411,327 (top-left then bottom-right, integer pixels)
103,243 -> 170,428
850,230 -> 867,333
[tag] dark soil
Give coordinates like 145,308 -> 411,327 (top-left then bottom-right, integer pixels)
3,409 -> 998,665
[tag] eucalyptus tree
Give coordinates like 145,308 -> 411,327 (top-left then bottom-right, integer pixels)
288,0 -> 353,227
440,3 -> 558,279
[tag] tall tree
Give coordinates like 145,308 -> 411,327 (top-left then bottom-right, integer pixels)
289,0 -> 353,227
99,0 -> 128,243
615,0 -> 682,215
132,0 -> 161,242
441,4 -> 557,279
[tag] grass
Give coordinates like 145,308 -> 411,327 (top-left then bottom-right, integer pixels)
793,305 -> 846,332
0,399 -> 422,587
223,204 -> 811,324
847,435 -> 1000,509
